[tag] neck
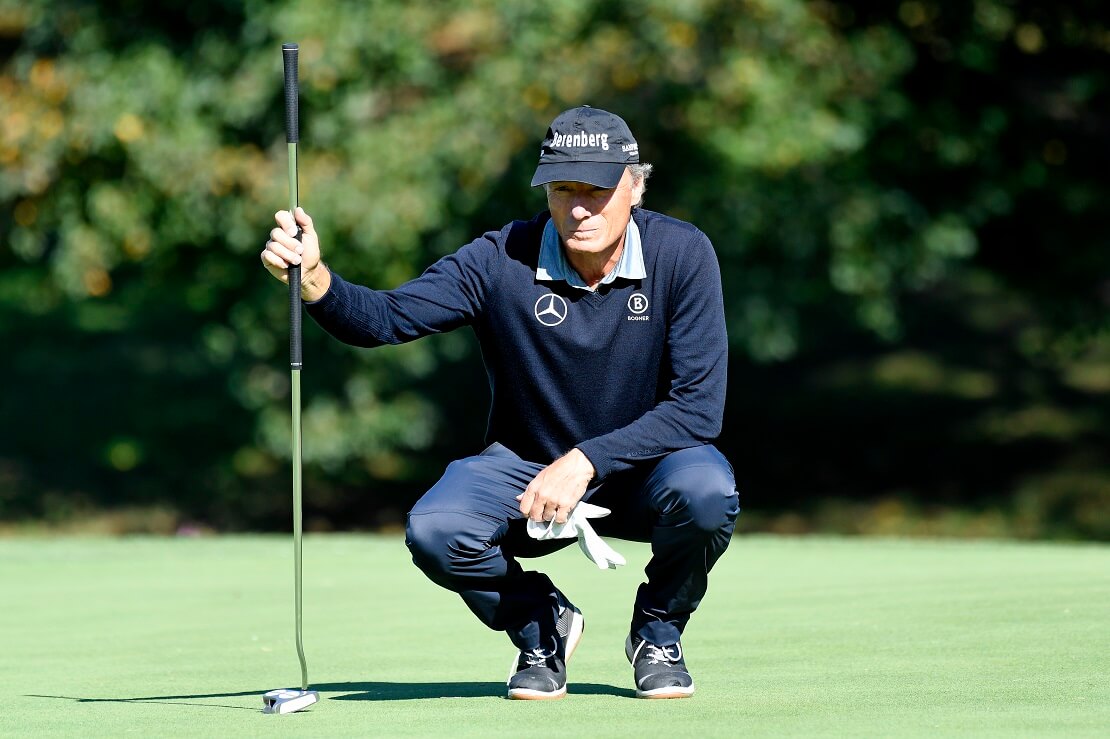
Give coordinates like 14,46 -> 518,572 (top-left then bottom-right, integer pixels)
564,239 -> 624,288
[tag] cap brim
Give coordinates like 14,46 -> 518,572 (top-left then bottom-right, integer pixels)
530,161 -> 626,188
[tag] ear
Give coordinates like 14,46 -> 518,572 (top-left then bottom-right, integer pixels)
630,177 -> 646,207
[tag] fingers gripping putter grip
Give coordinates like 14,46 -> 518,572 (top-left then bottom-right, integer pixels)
263,42 -> 319,716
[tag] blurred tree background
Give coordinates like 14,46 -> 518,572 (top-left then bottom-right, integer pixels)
1,0 -> 1106,538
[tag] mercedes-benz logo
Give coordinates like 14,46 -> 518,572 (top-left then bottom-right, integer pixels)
534,293 -> 568,326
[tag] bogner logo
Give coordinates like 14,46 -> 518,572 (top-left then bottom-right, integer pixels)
627,293 -> 649,321
552,131 -> 609,151
534,293 -> 568,326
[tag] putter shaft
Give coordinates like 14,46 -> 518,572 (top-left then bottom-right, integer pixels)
283,42 -> 309,695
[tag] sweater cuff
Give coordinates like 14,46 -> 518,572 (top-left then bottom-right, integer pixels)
303,269 -> 340,307
303,271 -> 349,326
574,439 -> 613,482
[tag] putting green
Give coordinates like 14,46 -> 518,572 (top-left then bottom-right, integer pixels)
1,535 -> 1106,737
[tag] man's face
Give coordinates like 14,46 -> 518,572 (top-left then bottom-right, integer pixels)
546,168 -> 638,256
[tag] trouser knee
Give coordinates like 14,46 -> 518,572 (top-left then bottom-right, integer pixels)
405,510 -> 493,586
657,457 -> 739,534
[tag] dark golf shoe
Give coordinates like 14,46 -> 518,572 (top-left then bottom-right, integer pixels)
506,593 -> 584,700
625,633 -> 695,699
507,648 -> 567,700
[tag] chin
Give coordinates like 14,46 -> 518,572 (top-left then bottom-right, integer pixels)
565,231 -> 602,246
566,240 -> 605,254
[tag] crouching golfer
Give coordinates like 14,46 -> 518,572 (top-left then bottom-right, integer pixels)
261,106 -> 739,700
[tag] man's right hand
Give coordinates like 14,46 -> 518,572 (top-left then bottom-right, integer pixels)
260,206 -> 331,302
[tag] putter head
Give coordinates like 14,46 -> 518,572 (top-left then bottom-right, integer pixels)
262,688 -> 319,714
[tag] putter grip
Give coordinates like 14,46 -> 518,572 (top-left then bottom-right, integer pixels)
282,43 -> 299,143
289,245 -> 302,369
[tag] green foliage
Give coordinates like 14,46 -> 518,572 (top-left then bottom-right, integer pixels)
0,0 -> 1107,536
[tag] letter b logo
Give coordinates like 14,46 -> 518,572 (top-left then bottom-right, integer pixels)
628,293 -> 649,315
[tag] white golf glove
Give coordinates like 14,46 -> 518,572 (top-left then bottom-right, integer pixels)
526,502 -> 626,570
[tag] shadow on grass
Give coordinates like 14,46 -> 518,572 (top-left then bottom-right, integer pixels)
323,681 -> 636,700
25,694 -> 258,712
26,680 -> 634,708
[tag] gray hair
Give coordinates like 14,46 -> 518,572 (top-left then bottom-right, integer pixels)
627,163 -> 653,207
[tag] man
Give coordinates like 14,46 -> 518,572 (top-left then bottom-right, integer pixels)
261,106 -> 739,700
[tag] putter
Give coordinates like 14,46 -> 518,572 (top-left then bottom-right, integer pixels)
263,41 -> 319,716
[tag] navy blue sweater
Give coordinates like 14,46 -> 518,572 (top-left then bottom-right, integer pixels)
305,207 -> 727,480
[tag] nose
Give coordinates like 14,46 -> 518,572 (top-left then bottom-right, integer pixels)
571,204 -> 591,220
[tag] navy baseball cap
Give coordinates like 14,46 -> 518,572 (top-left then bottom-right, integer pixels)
531,106 -> 639,188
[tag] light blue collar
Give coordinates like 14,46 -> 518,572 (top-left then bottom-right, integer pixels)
536,217 -> 646,291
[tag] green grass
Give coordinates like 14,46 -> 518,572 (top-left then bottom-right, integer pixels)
1,535 -> 1106,737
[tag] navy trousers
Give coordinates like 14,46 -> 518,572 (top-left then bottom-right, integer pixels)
405,442 -> 739,651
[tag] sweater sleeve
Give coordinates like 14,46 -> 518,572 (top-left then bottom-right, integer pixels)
575,230 -> 728,480
304,232 -> 500,347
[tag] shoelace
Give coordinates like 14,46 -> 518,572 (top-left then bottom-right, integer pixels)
523,648 -> 555,669
644,642 -> 682,665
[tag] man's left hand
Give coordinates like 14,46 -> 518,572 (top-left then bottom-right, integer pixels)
517,448 -> 596,524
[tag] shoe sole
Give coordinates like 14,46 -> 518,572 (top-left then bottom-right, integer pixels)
636,685 -> 695,699
506,603 -> 585,700
507,685 -> 568,701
